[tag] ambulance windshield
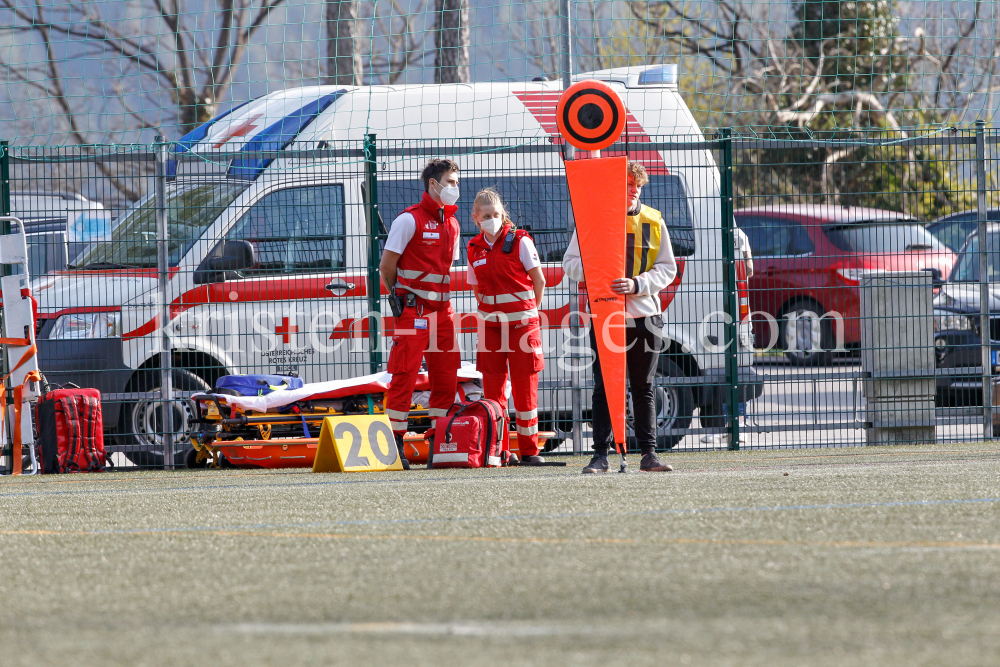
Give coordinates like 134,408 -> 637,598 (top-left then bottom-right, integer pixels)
72,181 -> 250,269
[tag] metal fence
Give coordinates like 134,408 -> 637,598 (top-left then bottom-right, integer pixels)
0,127 -> 998,471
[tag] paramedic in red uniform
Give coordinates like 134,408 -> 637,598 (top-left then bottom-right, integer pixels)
379,159 -> 463,469
563,161 -> 677,473
467,188 -> 548,465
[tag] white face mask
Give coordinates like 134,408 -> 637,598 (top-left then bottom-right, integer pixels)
479,215 -> 503,236
435,182 -> 460,206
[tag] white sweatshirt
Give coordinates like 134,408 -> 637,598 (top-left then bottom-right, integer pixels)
562,215 -> 678,320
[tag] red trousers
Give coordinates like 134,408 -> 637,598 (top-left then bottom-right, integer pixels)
385,304 -> 461,434
478,320 -> 545,457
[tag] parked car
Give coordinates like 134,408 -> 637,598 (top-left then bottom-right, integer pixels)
932,223 -> 1000,404
34,64 -> 761,466
926,209 -> 1000,253
9,192 -> 107,276
737,204 -> 956,365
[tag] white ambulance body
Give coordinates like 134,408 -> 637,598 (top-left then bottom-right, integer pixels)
35,65 -> 757,460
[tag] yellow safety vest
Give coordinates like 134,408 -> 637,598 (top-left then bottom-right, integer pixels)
625,205 -> 662,279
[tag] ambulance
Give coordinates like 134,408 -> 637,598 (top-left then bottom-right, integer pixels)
34,65 -> 761,465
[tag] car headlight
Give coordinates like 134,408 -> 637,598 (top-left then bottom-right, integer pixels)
48,312 -> 121,339
933,310 -> 973,333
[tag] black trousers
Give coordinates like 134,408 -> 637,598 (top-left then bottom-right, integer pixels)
589,316 -> 663,455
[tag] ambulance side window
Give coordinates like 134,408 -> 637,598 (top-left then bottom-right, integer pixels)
225,185 -> 346,275
643,174 -> 695,257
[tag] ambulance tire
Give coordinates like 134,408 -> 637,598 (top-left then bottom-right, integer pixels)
626,358 -> 693,450
120,368 -> 211,468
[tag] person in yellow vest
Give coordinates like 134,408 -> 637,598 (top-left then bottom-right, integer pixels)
563,161 -> 678,473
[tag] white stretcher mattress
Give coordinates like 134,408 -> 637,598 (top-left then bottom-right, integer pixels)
204,365 -> 483,414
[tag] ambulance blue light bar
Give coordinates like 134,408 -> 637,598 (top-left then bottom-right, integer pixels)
227,90 -> 346,180
638,65 -> 678,86
166,100 -> 252,178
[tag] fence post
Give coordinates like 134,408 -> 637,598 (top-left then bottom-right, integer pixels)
154,136 -> 175,468
719,129 -> 740,450
0,141 -> 10,472
561,144 -> 584,452
975,120 -> 993,440
364,134 -> 383,374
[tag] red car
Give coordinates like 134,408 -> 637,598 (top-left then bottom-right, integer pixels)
736,205 -> 956,365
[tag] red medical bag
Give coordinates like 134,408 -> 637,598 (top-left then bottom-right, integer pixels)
36,388 -> 106,474
430,399 -> 512,468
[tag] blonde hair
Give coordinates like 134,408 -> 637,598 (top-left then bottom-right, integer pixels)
627,161 -> 649,187
473,187 -> 514,228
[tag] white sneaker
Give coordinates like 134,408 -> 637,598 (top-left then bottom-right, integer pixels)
700,434 -> 726,444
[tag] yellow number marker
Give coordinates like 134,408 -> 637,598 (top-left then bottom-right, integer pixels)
312,415 -> 404,473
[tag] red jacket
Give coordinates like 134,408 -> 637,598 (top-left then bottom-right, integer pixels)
395,192 -> 460,311
468,224 -> 538,324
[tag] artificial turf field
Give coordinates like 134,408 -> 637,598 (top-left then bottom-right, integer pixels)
2,443 -> 999,667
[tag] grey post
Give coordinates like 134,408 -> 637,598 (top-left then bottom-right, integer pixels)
559,0 -> 583,451
558,0 -> 572,91
154,136 -> 175,467
975,120 -> 992,439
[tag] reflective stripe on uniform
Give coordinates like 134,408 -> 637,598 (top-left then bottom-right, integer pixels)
428,407 -> 448,418
386,409 -> 409,421
397,268 -> 450,284
495,290 -> 535,304
477,308 -> 539,322
389,420 -> 408,431
479,290 -> 534,305
516,424 -> 539,436
397,285 -> 450,301
516,409 -> 537,421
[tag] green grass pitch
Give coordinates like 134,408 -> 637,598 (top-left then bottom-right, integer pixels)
2,443 -> 999,666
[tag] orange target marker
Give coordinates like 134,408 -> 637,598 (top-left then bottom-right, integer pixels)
555,79 -> 627,152
557,80 -> 630,471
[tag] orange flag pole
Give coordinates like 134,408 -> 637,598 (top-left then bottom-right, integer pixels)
556,80 -> 630,472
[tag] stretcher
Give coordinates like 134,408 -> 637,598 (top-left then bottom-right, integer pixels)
190,367 -> 556,468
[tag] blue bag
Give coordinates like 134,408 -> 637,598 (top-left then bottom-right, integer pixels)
215,374 -> 304,397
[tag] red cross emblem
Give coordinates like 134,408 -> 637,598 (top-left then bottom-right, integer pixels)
275,317 -> 299,344
212,114 -> 263,148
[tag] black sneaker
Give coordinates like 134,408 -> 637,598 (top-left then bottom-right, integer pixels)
639,453 -> 672,472
394,433 -> 410,471
582,454 -> 609,474
519,454 -> 546,466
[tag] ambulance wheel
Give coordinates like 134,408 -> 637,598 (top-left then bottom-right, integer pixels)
119,368 -> 211,468
626,358 -> 693,450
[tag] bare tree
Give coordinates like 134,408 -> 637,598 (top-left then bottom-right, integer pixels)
434,0 -> 469,83
270,1 -> 430,86
1,0 -> 287,199
499,0 -> 624,80
365,0 -> 432,85
1,0 -> 287,140
325,0 -> 362,86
